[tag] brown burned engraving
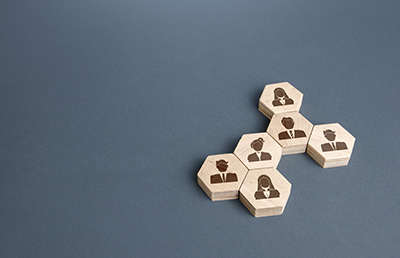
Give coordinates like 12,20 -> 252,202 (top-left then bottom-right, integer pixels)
247,138 -> 272,162
321,129 -> 348,152
278,117 -> 306,140
254,175 -> 280,199
210,159 -> 238,184
272,87 -> 294,107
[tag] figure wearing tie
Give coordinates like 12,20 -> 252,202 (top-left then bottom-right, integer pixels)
321,129 -> 348,152
210,159 -> 238,184
247,138 -> 272,162
278,117 -> 307,140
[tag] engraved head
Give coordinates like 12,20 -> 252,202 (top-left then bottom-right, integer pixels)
250,138 -> 264,151
257,175 -> 275,191
281,117 -> 295,129
274,87 -> 288,99
323,129 -> 336,141
216,159 -> 228,172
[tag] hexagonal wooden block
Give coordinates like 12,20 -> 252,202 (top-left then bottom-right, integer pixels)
197,153 -> 249,201
307,123 -> 356,168
233,132 -> 282,170
239,168 -> 292,217
259,82 -> 303,119
266,112 -> 314,155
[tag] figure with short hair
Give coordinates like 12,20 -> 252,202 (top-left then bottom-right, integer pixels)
321,129 -> 348,152
272,87 -> 294,107
254,175 -> 280,199
278,117 -> 307,140
247,138 -> 272,162
210,159 -> 238,184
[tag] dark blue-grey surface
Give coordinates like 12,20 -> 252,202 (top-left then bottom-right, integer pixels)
1,0 -> 399,257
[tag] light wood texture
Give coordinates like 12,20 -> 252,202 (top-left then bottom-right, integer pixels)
197,153 -> 249,201
259,82 -> 303,119
266,112 -> 314,155
307,123 -> 355,168
233,132 -> 282,170
239,168 -> 292,217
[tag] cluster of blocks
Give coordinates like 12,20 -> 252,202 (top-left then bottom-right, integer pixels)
197,82 -> 356,217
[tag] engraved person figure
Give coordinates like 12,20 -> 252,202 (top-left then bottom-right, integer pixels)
278,117 -> 307,140
210,159 -> 238,184
254,175 -> 280,199
247,138 -> 272,162
272,87 -> 294,107
321,129 -> 348,152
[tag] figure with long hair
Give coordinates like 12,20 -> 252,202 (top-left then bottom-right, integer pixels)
272,87 -> 294,107
254,175 -> 280,199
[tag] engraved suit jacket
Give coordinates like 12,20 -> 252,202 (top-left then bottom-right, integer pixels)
210,173 -> 238,184
321,141 -> 348,152
278,130 -> 306,140
254,189 -> 280,199
272,98 -> 294,106
247,152 -> 272,162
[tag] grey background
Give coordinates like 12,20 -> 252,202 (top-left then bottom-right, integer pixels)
1,0 -> 399,257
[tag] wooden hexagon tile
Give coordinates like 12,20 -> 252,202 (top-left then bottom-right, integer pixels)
307,123 -> 356,168
239,168 -> 292,217
259,82 -> 303,119
233,132 -> 282,170
197,153 -> 249,201
266,112 -> 314,155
